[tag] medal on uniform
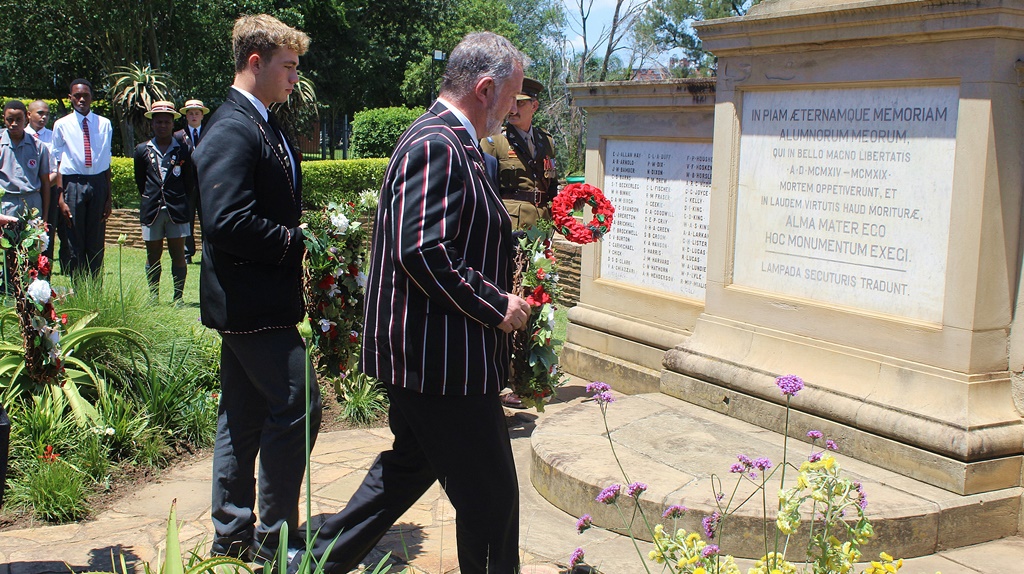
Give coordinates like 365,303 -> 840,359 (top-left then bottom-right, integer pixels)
172,165 -> 181,177
544,157 -> 556,179
508,148 -> 518,158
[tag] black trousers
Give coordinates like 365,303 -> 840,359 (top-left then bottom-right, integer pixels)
298,385 -> 519,574
59,174 -> 108,278
212,328 -> 322,553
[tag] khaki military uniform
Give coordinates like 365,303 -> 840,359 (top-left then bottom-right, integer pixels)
481,124 -> 558,231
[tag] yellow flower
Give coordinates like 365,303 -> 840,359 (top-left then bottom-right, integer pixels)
694,568 -> 706,574
880,552 -> 893,561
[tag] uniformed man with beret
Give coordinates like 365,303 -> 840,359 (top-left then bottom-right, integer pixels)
481,76 -> 558,231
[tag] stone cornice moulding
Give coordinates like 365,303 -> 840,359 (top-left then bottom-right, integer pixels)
695,0 -> 1024,57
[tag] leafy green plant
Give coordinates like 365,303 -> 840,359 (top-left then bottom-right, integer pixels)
106,63 -> 174,150
95,388 -> 150,462
335,371 -> 388,426
9,449 -> 90,522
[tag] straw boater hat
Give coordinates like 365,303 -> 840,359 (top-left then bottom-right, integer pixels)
145,100 -> 181,119
179,99 -> 210,115
516,77 -> 544,101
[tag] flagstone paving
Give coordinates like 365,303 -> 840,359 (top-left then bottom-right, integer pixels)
1,376 -> 1023,573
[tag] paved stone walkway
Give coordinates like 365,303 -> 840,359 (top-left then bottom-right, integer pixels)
1,377 -> 1024,573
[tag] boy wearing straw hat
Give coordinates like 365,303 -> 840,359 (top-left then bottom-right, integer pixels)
174,98 -> 208,264
134,100 -> 194,303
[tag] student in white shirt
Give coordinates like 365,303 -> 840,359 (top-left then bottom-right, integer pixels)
51,79 -> 113,279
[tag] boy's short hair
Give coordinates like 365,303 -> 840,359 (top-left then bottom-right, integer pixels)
69,78 -> 93,93
3,100 -> 27,114
232,14 -> 310,73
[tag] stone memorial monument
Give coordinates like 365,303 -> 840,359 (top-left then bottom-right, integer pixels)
564,0 -> 1024,497
561,79 -> 716,394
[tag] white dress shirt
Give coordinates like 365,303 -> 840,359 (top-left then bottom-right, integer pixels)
26,126 -> 57,174
52,110 -> 113,175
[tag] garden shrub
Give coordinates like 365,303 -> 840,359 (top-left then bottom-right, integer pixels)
110,156 -> 135,208
11,456 -> 90,522
350,106 -> 424,159
111,157 -> 387,210
301,158 -> 387,208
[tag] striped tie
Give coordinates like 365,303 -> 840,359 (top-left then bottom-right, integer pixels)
82,117 -> 92,168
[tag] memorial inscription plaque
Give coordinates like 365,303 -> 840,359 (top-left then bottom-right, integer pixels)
734,86 -> 959,323
601,139 -> 712,300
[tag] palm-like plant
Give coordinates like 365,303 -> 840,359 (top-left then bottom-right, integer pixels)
272,71 -> 319,140
106,64 -> 174,150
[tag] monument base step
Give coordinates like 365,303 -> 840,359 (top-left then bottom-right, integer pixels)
530,392 -> 1022,560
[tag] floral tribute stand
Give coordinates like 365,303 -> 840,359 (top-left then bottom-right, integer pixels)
508,184 -> 615,411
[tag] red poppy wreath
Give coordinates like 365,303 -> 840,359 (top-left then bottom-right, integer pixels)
551,183 -> 615,245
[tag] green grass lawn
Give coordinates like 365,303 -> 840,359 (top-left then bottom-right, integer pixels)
49,240 -> 570,345
50,240 -> 203,322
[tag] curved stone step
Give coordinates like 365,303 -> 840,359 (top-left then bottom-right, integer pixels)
530,392 -> 1022,560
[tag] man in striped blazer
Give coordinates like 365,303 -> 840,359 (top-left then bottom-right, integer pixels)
291,32 -> 532,574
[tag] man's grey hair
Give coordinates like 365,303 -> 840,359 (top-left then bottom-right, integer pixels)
440,32 -> 530,98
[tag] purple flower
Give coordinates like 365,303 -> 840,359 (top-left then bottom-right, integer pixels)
826,439 -> 838,451
586,381 -> 610,394
737,454 -> 753,468
807,430 -> 823,440
776,374 -> 804,397
570,547 -> 585,567
594,391 -> 615,404
716,492 -> 725,502
702,512 -> 720,540
753,457 -> 773,471
596,484 -> 621,504
575,514 -> 592,533
855,482 -> 868,509
626,482 -> 647,498
808,451 -> 822,462
729,463 -> 744,473
663,505 -> 686,519
702,544 -> 720,558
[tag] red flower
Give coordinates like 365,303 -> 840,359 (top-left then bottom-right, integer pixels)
40,445 -> 59,462
551,183 -> 615,245
536,268 -> 546,280
60,313 -> 68,324
37,254 -> 51,275
526,285 -> 551,307
349,331 -> 359,343
318,275 -> 335,289
348,263 -> 359,276
28,269 -> 38,280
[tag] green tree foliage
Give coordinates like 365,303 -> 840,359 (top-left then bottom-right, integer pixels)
636,0 -> 761,73
106,64 -> 174,150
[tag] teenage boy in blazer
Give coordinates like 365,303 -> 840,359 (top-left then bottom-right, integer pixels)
174,99 -> 208,264
291,31 -> 531,574
193,14 -> 321,562
134,100 -> 193,303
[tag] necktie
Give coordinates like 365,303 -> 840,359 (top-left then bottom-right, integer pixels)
32,132 -> 39,140
526,129 -> 536,157
82,117 -> 92,168
192,128 -> 199,144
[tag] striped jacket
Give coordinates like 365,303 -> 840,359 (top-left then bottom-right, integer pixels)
361,100 -> 514,395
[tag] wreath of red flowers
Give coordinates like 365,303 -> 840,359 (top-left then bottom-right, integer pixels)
551,183 -> 614,244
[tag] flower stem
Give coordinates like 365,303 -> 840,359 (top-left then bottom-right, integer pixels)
601,403 -> 631,484
612,501 -> 653,574
118,243 -> 125,321
774,396 -> 792,559
304,339 -> 313,551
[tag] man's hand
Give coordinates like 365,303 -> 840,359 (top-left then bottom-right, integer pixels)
102,198 -> 112,222
58,195 -> 72,227
498,293 -> 531,333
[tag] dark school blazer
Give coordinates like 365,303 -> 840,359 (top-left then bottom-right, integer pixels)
193,88 -> 305,333
133,139 -> 193,225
